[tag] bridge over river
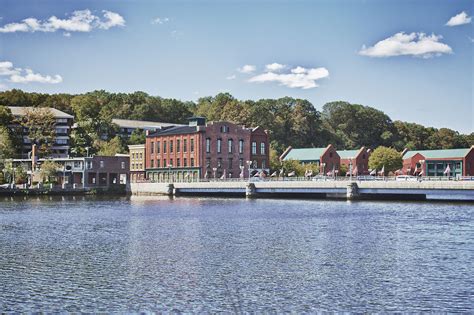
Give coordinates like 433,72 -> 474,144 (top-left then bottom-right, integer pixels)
130,179 -> 474,202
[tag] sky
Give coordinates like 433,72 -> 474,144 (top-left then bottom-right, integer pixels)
0,0 -> 473,133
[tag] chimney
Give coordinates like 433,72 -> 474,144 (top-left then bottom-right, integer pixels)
31,144 -> 37,172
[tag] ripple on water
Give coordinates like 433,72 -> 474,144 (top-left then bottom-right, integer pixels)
0,196 -> 473,312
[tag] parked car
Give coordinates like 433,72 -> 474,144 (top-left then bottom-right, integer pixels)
395,175 -> 418,181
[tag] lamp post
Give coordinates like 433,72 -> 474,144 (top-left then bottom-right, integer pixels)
167,164 -> 172,182
349,158 -> 353,182
246,160 -> 252,182
85,146 -> 90,158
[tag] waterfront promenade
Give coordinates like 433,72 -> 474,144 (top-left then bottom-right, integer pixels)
130,178 -> 474,201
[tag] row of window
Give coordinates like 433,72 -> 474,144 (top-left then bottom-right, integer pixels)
206,139 -> 266,155
205,158 -> 266,169
131,162 -> 143,170
150,138 -> 195,154
150,158 -> 195,168
131,152 -> 144,160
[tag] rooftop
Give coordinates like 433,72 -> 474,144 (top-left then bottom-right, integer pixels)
283,147 -> 327,161
148,125 -> 199,137
8,106 -> 74,119
112,118 -> 182,129
337,149 -> 361,159
403,148 -> 473,159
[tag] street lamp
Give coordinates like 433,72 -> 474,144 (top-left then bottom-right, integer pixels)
167,164 -> 172,182
349,158 -> 353,182
246,160 -> 252,182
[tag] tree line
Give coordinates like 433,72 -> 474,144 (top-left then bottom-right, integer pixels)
0,89 -> 472,162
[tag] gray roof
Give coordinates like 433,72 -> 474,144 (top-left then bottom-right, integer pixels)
148,125 -> 199,137
112,118 -> 182,129
8,106 -> 73,119
337,149 -> 361,159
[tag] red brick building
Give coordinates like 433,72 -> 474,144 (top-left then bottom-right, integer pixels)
280,145 -> 340,175
402,147 -> 474,177
338,147 -> 371,175
145,117 -> 269,181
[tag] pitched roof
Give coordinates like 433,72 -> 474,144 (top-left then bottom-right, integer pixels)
112,118 -> 181,129
283,147 -> 327,161
337,149 -> 360,159
8,106 -> 73,119
148,125 -> 198,137
403,148 -> 472,159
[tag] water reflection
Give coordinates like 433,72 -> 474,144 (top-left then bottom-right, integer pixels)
0,197 -> 472,312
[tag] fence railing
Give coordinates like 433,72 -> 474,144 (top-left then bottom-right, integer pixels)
134,175 -> 474,184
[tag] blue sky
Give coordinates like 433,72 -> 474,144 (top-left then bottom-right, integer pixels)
0,0 -> 472,133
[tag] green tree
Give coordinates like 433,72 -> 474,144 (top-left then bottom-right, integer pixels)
20,108 -> 56,157
368,146 -> 403,174
39,160 -> 61,183
96,136 -> 126,156
128,129 -> 146,145
322,101 -> 395,149
0,105 -> 14,126
0,126 -> 14,161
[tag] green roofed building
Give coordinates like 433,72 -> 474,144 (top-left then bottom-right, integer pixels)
402,147 -> 474,177
280,145 -> 340,175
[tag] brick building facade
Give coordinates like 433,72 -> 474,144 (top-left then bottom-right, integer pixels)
338,147 -> 371,175
280,144 -> 341,175
145,117 -> 269,181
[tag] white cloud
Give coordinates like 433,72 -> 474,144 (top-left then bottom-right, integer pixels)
265,63 -> 285,72
0,61 -> 20,76
359,32 -> 452,58
0,9 -> 125,33
63,32 -> 71,37
0,61 -> 62,84
151,17 -> 170,25
249,66 -> 329,89
469,36 -> 474,43
446,11 -> 471,26
237,65 -> 256,74
98,10 -> 125,29
226,74 -> 236,80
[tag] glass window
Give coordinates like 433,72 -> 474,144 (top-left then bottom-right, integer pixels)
184,158 -> 187,167
177,158 -> 181,167
217,158 -> 222,168
121,162 -> 125,169
157,141 -> 160,154
183,139 -> 187,152
151,141 -> 154,154
100,160 -> 104,168
163,141 -> 167,153
260,142 -> 265,155
206,138 -> 211,153
262,160 -> 266,169
191,158 -> 194,167
228,158 -> 233,169
251,141 -> 257,155
206,158 -> 211,168
177,139 -> 181,153
164,159 -> 167,167
170,140 -> 173,153
151,160 -> 154,168
239,140 -> 244,154
191,138 -> 195,152
170,159 -> 173,167
228,139 -> 233,153
239,158 -> 243,167
217,139 -> 222,153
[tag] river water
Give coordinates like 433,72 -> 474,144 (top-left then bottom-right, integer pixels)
0,196 -> 472,312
